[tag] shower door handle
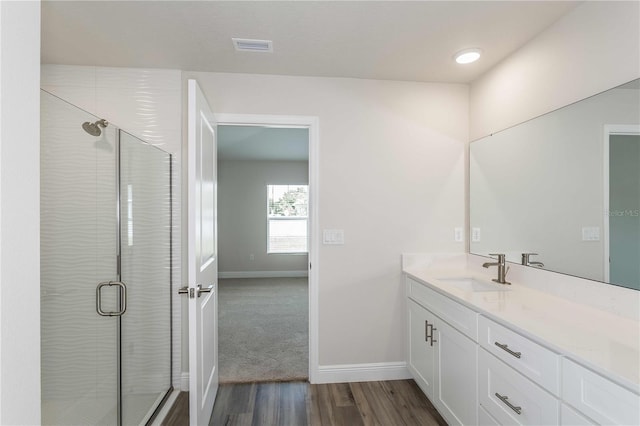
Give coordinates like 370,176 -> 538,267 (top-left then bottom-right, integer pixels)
96,281 -> 127,316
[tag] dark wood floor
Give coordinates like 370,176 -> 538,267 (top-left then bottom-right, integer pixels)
161,380 -> 447,426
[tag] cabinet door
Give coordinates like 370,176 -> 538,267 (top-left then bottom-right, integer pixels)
408,299 -> 436,398
435,319 -> 478,426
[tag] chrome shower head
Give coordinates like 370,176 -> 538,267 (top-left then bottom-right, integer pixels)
82,119 -> 108,136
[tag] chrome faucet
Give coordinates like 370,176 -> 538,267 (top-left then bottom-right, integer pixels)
521,253 -> 544,268
482,253 -> 511,285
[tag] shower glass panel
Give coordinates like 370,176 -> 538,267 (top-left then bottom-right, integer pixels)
41,90 -> 119,425
41,90 -> 172,426
119,131 -> 172,425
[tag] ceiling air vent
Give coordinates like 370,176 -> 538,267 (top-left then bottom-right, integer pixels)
232,38 -> 273,53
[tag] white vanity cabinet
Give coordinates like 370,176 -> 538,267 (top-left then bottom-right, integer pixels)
405,272 -> 640,426
407,277 -> 478,426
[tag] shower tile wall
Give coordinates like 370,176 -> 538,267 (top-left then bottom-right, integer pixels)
42,65 -> 184,390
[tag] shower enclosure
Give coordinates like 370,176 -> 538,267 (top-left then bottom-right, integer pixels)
40,90 -> 173,425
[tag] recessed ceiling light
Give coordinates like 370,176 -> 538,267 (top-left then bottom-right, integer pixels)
232,38 -> 273,53
454,48 -> 482,64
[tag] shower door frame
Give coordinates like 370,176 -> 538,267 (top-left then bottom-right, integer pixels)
116,129 -> 123,425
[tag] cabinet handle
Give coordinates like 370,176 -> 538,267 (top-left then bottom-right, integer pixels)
495,393 -> 522,415
495,341 -> 522,359
424,320 -> 437,345
427,323 -> 437,346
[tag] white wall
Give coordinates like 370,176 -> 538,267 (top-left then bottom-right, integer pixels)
470,1 -> 640,140
41,65 -> 184,389
0,1 -> 41,424
218,160 -> 309,276
185,72 -> 467,366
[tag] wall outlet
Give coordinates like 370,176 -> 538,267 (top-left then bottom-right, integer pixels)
454,227 -> 464,242
249,254 -> 255,261
472,227 -> 481,242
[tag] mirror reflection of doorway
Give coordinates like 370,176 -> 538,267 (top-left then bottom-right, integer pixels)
607,131 -> 640,290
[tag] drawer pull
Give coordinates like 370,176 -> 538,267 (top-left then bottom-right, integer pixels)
495,341 -> 522,359
495,392 -> 522,415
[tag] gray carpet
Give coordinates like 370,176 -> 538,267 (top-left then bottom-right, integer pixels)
218,277 -> 309,383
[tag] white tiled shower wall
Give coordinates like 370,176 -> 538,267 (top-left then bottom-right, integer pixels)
41,65 -> 184,390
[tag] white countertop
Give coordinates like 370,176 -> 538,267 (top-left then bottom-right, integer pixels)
403,265 -> 640,394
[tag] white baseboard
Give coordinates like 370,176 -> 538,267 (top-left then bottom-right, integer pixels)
313,362 -> 411,384
180,372 -> 189,391
218,270 -> 308,279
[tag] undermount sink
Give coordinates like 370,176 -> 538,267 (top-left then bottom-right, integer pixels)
437,277 -> 510,292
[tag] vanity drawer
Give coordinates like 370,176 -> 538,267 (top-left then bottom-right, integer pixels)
479,348 -> 559,425
562,358 -> 640,426
407,276 -> 478,341
479,315 -> 560,395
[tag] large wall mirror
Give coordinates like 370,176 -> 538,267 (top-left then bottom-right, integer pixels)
470,79 -> 639,291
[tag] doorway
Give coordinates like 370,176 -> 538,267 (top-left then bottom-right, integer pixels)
604,125 -> 640,290
214,114 -> 319,383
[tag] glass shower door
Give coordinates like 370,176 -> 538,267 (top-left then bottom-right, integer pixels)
41,90 -> 119,425
119,130 -> 172,425
41,91 -> 173,426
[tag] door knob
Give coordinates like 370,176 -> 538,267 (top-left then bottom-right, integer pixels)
197,284 -> 213,298
178,284 -> 213,298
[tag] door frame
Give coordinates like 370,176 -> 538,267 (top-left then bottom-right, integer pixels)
602,124 -> 640,282
214,113 -> 320,383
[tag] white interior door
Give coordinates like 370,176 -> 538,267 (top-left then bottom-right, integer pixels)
187,79 -> 218,425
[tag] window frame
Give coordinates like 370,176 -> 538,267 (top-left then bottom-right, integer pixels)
266,184 -> 309,255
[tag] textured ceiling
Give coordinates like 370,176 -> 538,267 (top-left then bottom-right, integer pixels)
41,0 -> 580,84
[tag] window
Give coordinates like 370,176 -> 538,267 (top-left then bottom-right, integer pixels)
267,184 -> 308,253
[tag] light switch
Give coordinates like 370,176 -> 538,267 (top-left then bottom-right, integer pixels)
454,227 -> 464,242
472,227 -> 481,242
581,227 -> 600,241
323,229 -> 344,245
